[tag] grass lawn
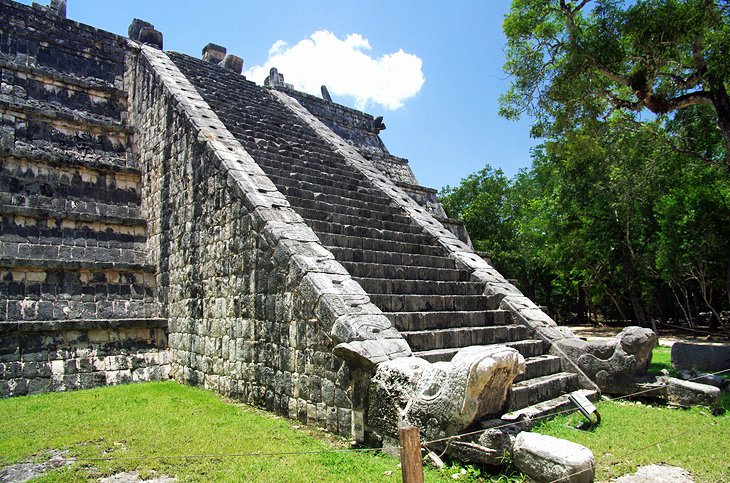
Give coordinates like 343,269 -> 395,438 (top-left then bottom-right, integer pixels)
534,346 -> 730,482
0,381 -> 502,482
2,346 -> 727,482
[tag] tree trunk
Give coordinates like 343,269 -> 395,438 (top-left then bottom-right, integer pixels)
708,77 -> 730,169
629,284 -> 647,326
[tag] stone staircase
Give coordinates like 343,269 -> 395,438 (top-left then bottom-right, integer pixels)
167,52 -> 592,419
0,0 -> 166,396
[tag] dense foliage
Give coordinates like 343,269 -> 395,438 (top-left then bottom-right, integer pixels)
440,1 -> 730,329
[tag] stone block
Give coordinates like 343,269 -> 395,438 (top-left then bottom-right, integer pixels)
220,55 -> 243,74
513,432 -> 594,483
672,342 -> 730,372
330,313 -> 399,344
202,43 -> 226,63
665,377 -> 721,409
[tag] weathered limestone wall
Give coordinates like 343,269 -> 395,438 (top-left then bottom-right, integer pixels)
128,45 -> 409,438
0,0 -> 167,397
0,318 -> 169,397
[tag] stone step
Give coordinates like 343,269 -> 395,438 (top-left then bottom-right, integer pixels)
507,372 -> 579,411
3,144 -> 137,174
266,172 -> 386,207
496,389 -> 600,425
401,324 -> 529,351
307,219 -> 424,241
339,261 -> 467,281
0,265 -> 158,321
0,56 -> 125,100
356,277 -> 485,296
0,96 -> 126,130
0,317 -> 167,334
294,206 -> 419,235
318,233 -> 441,256
0,245 -> 151,269
413,339 -> 546,363
252,154 -> 369,190
329,247 -> 456,269
278,185 -> 397,216
309,221 -> 434,247
370,293 -> 489,312
288,196 -> 408,224
514,354 -> 563,383
1,3 -> 125,83
264,165 -> 382,198
385,310 -> 512,331
1,297 -> 158,322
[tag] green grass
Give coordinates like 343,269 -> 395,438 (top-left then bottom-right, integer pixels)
534,346 -> 730,482
0,381 -> 512,482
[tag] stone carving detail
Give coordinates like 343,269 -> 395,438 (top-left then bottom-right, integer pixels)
550,326 -> 656,393
320,85 -> 332,102
369,346 -> 525,440
264,67 -> 294,90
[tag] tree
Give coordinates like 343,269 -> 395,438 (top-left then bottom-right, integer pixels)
501,0 -> 730,167
439,165 -> 517,271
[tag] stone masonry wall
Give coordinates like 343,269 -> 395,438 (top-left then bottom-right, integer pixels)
128,44 -> 409,438
0,318 -> 169,397
0,0 -> 167,397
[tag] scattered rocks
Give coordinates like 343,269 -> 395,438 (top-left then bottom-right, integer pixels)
512,432 -> 595,483
99,471 -> 177,483
0,450 -> 74,482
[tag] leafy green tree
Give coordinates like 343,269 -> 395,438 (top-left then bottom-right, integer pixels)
501,0 -> 730,167
439,166 -> 517,272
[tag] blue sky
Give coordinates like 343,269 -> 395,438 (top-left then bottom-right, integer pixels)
24,0 -> 538,191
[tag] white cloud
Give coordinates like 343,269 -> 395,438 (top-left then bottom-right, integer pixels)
244,30 -> 425,111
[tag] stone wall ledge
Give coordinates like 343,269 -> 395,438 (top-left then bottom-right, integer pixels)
394,180 -> 438,194
1,148 -> 138,175
0,203 -> 145,227
0,100 -> 129,135
0,256 -> 155,273
281,87 -> 377,121
0,57 -> 126,98
0,317 -> 167,334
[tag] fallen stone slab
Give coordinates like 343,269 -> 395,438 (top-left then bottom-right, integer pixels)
665,377 -> 721,409
672,341 -> 730,372
513,432 -> 594,483
612,464 -> 694,482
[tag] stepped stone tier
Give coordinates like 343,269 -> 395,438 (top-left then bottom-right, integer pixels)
0,0 -> 656,455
